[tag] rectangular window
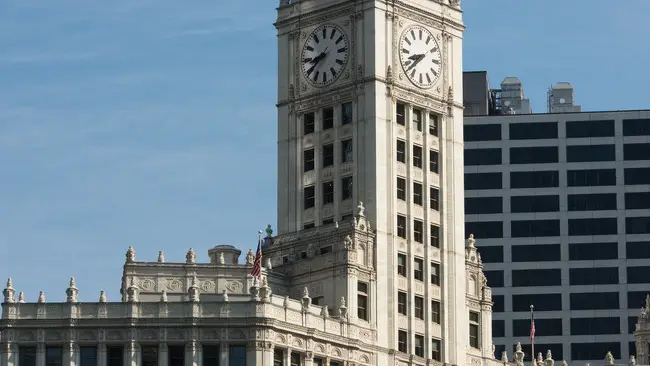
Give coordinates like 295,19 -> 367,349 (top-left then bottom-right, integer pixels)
107,347 -> 124,366
510,171 -> 558,188
46,348 -> 63,366
624,143 -> 650,160
203,346 -> 220,366
469,312 -> 480,349
273,349 -> 284,366
571,292 -> 619,310
569,218 -> 618,236
493,320 -> 505,337
465,172 -> 502,190
465,221 -> 503,239
414,258 -> 424,281
414,296 -> 424,319
397,177 -> 406,201
290,353 -> 300,366
430,262 -> 440,285
412,145 -> 423,168
19,347 -> 37,366
570,267 -> 619,285
397,215 -> 407,238
341,176 -> 353,200
568,193 -> 617,211
571,343 -> 621,361
464,123 -> 501,141
396,140 -> 406,163
322,181 -> 334,205
397,253 -> 407,276
626,216 -> 650,234
413,182 -> 423,205
430,225 -> 440,248
623,118 -> 650,136
570,242 -> 618,261
566,119 -> 615,138
341,102 -> 353,125
304,149 -> 315,172
512,269 -> 561,287
341,139 -> 353,163
303,223 -> 315,229
413,219 -> 423,243
567,144 -> 616,162
567,169 -> 616,187
229,346 -> 246,366
80,347 -> 98,366
414,335 -> 425,357
430,187 -> 439,211
479,246 -> 503,263
358,281 -> 369,320
484,270 -> 504,287
322,143 -> 334,167
141,347 -> 157,366
628,266 -> 650,284
511,220 -> 560,237
627,241 -> 650,259
431,300 -> 441,323
398,330 -> 408,353
304,112 -> 315,134
431,339 -> 442,361
510,146 -> 559,164
396,103 -> 406,125
513,294 -> 562,312
304,186 -> 315,209
465,196 -> 503,215
513,319 -> 563,337
510,195 -> 559,213
509,122 -> 558,140
465,148 -> 502,166
398,291 -> 407,315
429,113 -> 439,136
512,244 -> 561,262
625,167 -> 650,185
323,107 -> 334,130
413,108 -> 422,131
168,346 -> 185,366
429,150 -> 439,173
626,192 -> 650,210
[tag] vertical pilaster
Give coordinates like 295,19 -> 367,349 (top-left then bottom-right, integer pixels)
1,342 -> 16,366
63,342 -> 77,366
185,342 -> 198,366
245,342 -> 264,366
125,342 -> 138,366
303,352 -> 314,366
262,344 -> 274,366
158,344 -> 167,366
36,344 -> 45,366
218,344 -> 228,366
97,344 -> 107,366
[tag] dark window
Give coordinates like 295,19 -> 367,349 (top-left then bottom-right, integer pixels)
413,108 -> 422,131
626,192 -> 650,210
80,347 -> 98,366
323,107 -> 334,130
493,320 -> 505,337
322,181 -> 334,205
512,244 -> 561,262
568,169 -> 616,186
465,172 -> 502,190
414,334 -> 425,357
624,143 -> 650,161
397,215 -> 407,238
568,218 -> 618,236
358,281 -> 369,320
396,140 -> 406,163
567,144 -> 615,162
566,119 -> 615,138
341,176 -> 353,200
414,258 -> 424,281
570,242 -> 618,260
464,124 -> 501,141
341,102 -> 353,125
430,224 -> 440,248
322,143 -> 334,167
465,148 -> 502,165
465,197 -> 503,214
630,342 -> 637,358
303,223 -> 315,229
141,347 -> 157,366
626,216 -> 650,234
413,182 -> 423,205
512,269 -> 561,287
571,292 -> 619,310
465,221 -> 503,239
341,139 -> 353,163
413,220 -> 424,243
19,347 -> 37,366
203,346 -> 220,366
431,339 -> 441,361
431,300 -> 441,323
510,146 -> 558,164
625,167 -> 650,185
412,145 -> 423,168
304,186 -> 315,209
484,270 -> 504,287
46,348 -> 63,366
397,330 -> 408,353
513,294 -> 562,312
414,296 -> 424,319
429,150 -> 439,173
273,349 -> 284,366
396,177 -> 406,200
511,220 -> 560,237
509,122 -> 558,140
107,347 -> 124,366
510,195 -> 559,213
469,312 -> 480,349
493,295 -> 504,312
629,291 -> 649,309
628,266 -> 650,284
629,316 -> 638,334
570,267 -> 619,285
430,263 -> 440,285
510,171 -> 559,188
398,291 -> 407,315
304,149 -> 315,172
168,346 -> 184,366
429,113 -> 439,136
623,118 -> 650,136
627,241 -> 650,259
397,254 -> 407,276
290,353 -> 300,366
571,317 -> 620,336
494,345 -> 506,359
229,346 -> 246,366
304,112 -> 315,134
476,246 -> 503,263
568,193 -> 617,211
396,103 -> 405,125
513,318 -> 562,337
571,343 -> 620,361
430,187 -> 440,211
512,345 -> 563,362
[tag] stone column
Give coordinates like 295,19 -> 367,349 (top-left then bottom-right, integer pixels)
245,342 -> 263,366
185,341 -> 199,366
97,344 -> 107,366
304,351 -> 314,366
1,342 -> 17,366
125,342 -> 138,366
63,342 -> 77,366
36,344 -> 46,366
263,343 -> 274,366
158,344 -> 168,366
219,344 -> 228,366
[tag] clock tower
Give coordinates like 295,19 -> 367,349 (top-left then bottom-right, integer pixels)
275,0 -> 479,365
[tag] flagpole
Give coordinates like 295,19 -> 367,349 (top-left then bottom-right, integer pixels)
530,304 -> 535,365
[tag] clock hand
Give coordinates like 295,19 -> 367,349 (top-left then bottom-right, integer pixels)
407,55 -> 425,71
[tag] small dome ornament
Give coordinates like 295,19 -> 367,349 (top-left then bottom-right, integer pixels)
3,278 -> 16,303
126,246 -> 136,263
38,291 -> 46,304
157,251 -> 165,263
18,292 -> 25,303
186,248 -> 196,264
66,277 -> 79,304
99,291 -> 107,303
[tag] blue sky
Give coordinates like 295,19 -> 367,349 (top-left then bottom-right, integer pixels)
0,1 -> 648,302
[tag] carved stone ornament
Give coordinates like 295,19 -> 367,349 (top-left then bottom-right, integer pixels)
3,278 -> 15,303
38,291 -> 46,304
99,291 -> 107,303
126,278 -> 139,302
246,249 -> 255,265
186,248 -> 196,264
66,277 -> 79,303
605,351 -> 615,365
126,246 -> 136,263
339,296 -> 348,317
17,292 -> 25,303
157,251 -> 165,263
160,290 -> 168,303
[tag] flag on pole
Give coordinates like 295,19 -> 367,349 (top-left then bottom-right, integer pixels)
530,310 -> 536,342
250,232 -> 263,279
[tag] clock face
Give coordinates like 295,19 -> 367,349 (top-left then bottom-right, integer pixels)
301,24 -> 349,87
399,25 -> 442,89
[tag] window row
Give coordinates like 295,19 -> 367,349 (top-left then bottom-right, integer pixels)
302,103 -> 353,135
397,179 -> 440,209
273,349 -> 343,366
397,253 -> 441,285
465,217 -> 650,238
303,140 -> 353,172
494,342 -> 626,362
396,331 -> 442,360
485,267 -> 650,287
396,140 -> 440,173
494,317 -> 624,338
492,291 -> 650,313
303,177 -> 353,209
395,102 -> 440,137
479,242 -> 650,263
397,292 -> 441,324
396,215 -> 440,247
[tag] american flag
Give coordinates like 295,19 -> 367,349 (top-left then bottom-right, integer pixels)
250,233 -> 263,279
530,313 -> 536,342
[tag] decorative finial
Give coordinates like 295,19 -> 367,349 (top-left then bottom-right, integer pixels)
265,224 -> 273,238
38,291 -> 46,303
302,286 -> 309,298
357,201 -> 365,217
500,351 -> 508,362
157,251 -> 165,263
126,246 -> 136,263
386,65 -> 393,82
160,290 -> 168,303
99,291 -> 107,303
265,257 -> 272,270
186,248 -> 196,264
18,292 -> 25,303
536,352 -> 543,363
188,276 -> 200,302
467,234 -> 476,248
605,351 -> 614,365
126,277 -> 139,303
561,361 -> 568,366
629,355 -> 637,366
66,277 -> 79,303
246,249 -> 255,265
3,278 -> 15,304
338,296 -> 348,317
545,349 -> 553,360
